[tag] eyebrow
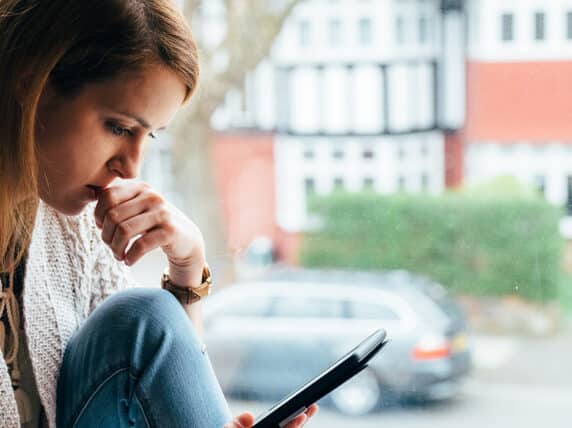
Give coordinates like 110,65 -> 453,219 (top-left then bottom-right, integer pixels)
115,111 -> 167,131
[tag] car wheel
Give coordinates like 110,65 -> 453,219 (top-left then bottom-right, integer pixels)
330,368 -> 381,415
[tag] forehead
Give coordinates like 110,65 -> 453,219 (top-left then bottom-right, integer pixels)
81,64 -> 187,127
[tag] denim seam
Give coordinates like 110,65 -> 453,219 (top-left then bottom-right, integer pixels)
71,367 -> 130,428
134,394 -> 152,428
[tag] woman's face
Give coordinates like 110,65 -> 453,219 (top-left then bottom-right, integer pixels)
35,63 -> 186,216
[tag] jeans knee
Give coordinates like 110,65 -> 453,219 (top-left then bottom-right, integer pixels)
97,288 -> 189,338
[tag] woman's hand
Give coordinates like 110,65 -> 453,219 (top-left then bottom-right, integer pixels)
224,405 -> 319,428
94,181 -> 206,285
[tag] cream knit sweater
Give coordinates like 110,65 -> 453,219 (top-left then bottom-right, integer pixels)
0,200 -> 137,428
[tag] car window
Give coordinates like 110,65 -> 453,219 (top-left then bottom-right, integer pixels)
219,294 -> 272,318
270,296 -> 345,318
349,301 -> 400,321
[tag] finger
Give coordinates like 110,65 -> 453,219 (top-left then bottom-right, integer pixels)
223,412 -> 255,428
123,227 -> 167,265
109,211 -> 169,261
284,413 -> 308,428
305,404 -> 319,418
94,182 -> 148,227
100,195 -> 149,245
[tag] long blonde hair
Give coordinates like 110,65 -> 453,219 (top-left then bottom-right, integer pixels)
0,0 -> 199,272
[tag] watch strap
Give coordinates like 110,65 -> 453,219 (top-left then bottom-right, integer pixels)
161,264 -> 212,305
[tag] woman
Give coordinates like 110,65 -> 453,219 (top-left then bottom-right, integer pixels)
0,0 -> 318,427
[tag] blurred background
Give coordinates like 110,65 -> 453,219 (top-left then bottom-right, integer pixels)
132,0 -> 572,426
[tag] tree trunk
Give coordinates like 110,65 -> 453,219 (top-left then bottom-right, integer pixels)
172,111 -> 235,286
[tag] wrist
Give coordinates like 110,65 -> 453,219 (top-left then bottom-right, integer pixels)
161,263 -> 212,305
167,257 -> 205,289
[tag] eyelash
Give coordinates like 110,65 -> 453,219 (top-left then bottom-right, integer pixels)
107,122 -> 158,140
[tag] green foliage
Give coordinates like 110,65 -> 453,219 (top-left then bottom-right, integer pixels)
301,192 -> 563,302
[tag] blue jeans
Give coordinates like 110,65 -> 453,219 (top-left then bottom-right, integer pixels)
56,288 -> 232,428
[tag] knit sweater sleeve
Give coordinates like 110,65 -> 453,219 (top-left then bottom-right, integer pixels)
85,206 -> 138,312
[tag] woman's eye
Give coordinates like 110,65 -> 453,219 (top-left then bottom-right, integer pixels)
108,123 -> 132,137
149,132 -> 158,140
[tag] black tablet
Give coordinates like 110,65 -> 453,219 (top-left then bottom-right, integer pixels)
252,329 -> 388,428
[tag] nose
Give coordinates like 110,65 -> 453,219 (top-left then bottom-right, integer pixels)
107,139 -> 145,179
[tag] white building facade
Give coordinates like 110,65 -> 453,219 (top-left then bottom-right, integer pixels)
216,0 -> 465,231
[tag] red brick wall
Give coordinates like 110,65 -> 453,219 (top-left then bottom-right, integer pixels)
444,130 -> 464,188
212,131 -> 277,254
465,61 -> 572,141
212,131 -> 303,265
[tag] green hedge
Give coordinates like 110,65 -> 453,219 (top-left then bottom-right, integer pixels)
300,193 -> 563,302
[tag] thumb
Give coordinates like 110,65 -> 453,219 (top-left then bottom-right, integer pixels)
225,411 -> 255,428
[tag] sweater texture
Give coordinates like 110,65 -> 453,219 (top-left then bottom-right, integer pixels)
0,200 -> 136,428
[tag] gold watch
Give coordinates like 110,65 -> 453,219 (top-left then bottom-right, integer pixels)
161,264 -> 212,304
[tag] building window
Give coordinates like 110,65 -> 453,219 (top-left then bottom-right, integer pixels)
303,148 -> 315,159
534,12 -> 545,41
396,16 -> 405,44
359,18 -> 373,45
299,20 -> 311,47
421,173 -> 430,192
501,13 -> 514,42
421,142 -> 429,157
363,149 -> 375,159
363,177 -> 375,191
334,177 -> 345,191
398,176 -> 406,192
534,175 -> 546,197
419,15 -> 428,44
328,19 -> 342,46
397,144 -> 406,160
332,148 -> 345,160
305,178 -> 316,197
567,12 -> 572,39
567,176 -> 572,215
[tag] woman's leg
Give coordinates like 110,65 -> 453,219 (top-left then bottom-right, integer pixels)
56,288 -> 232,428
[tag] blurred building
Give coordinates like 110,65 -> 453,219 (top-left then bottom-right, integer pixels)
464,0 -> 572,213
146,0 -> 572,264
212,0 -> 465,263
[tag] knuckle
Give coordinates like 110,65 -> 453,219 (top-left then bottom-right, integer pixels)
148,192 -> 165,206
116,222 -> 131,238
163,223 -> 175,236
131,239 -> 146,255
107,209 -> 121,224
157,208 -> 171,224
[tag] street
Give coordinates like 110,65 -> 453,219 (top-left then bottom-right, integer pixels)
130,251 -> 572,428
229,381 -> 572,428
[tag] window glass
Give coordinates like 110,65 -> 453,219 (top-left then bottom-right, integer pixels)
125,1 -> 572,423
329,19 -> 342,46
299,20 -> 311,46
501,13 -> 514,42
349,301 -> 400,321
305,177 -> 316,197
359,18 -> 373,45
418,15 -> 428,44
222,295 -> 272,318
534,12 -> 545,41
395,15 -> 405,44
271,297 -> 345,318
363,177 -> 375,190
